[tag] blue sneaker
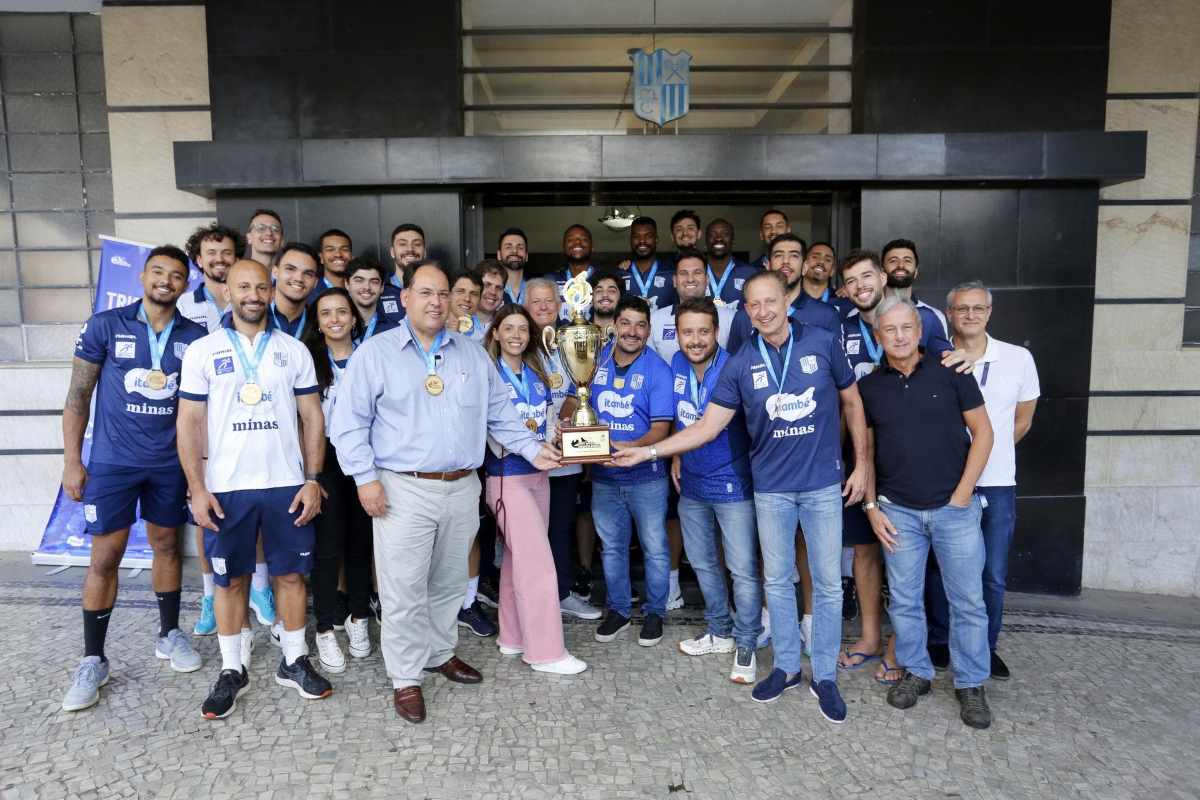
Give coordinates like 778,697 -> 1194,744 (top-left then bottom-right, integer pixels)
810,679 -> 847,723
62,656 -> 109,712
249,584 -> 276,626
193,595 -> 216,636
456,601 -> 497,637
751,667 -> 803,704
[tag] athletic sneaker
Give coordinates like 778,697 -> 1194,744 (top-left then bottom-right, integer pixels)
886,671 -> 932,710
457,602 -> 497,637
956,686 -> 992,729
498,643 -> 524,656
315,630 -> 346,674
667,583 -> 684,611
62,656 -> 109,712
730,648 -> 757,685
594,611 -> 630,643
155,628 -> 202,673
800,616 -> 812,658
345,615 -> 371,659
477,576 -> 500,609
249,584 -> 276,626
990,651 -> 1010,681
269,621 -> 283,647
201,667 -> 249,720
529,653 -> 588,675
810,679 -> 847,723
678,632 -> 736,656
275,655 -> 333,700
193,595 -> 216,636
560,593 -> 602,620
751,668 -> 804,703
571,566 -> 593,600
638,614 -> 664,647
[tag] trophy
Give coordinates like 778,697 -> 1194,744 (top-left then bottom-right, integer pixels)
542,272 -> 611,463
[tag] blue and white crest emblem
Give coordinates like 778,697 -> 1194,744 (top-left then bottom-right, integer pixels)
630,49 -> 691,127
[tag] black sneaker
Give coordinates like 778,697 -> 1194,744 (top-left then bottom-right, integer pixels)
955,686 -> 992,729
990,651 -> 1010,681
841,577 -> 859,622
638,614 -> 664,647
571,566 -> 593,600
369,591 -> 383,623
477,576 -> 500,609
886,671 -> 932,710
201,668 -> 249,720
334,591 -> 350,630
928,642 -> 951,671
594,611 -> 630,643
457,601 -> 498,637
275,655 -> 333,700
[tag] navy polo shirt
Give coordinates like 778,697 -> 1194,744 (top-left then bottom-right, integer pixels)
705,258 -> 758,307
726,289 -> 842,355
622,258 -> 677,312
377,284 -> 407,324
858,350 -> 985,510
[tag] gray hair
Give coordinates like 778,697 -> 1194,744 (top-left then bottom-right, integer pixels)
874,295 -> 921,326
524,277 -> 560,303
946,280 -> 993,308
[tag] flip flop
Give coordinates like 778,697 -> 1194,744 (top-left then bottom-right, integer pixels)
874,659 -> 903,686
838,651 -> 882,671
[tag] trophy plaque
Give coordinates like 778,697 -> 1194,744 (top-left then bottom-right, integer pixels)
543,273 -> 611,463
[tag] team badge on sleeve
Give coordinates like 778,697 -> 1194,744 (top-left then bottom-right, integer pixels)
673,375 -> 686,394
631,374 -> 644,390
273,352 -> 288,368
115,341 -> 136,359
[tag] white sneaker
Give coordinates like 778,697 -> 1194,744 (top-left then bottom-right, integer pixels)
529,653 -> 587,675
801,616 -> 813,658
667,584 -> 684,611
240,627 -> 254,672
678,632 -> 736,656
344,615 -> 371,659
757,608 -> 772,650
270,621 -> 283,647
730,647 -> 757,684
560,593 -> 602,620
498,644 -> 524,656
315,631 -> 346,674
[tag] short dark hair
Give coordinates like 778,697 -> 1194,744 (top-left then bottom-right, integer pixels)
670,209 -> 701,230
674,295 -> 719,330
405,258 -> 450,287
318,228 -> 352,250
185,223 -> 244,263
563,223 -> 592,240
277,241 -> 319,265
344,256 -> 387,284
145,244 -> 189,273
808,241 -> 835,257
497,227 -> 528,249
706,217 -> 733,235
614,294 -> 651,323
881,238 -> 919,267
742,269 -> 787,298
840,248 -> 881,275
473,258 -> 507,284
452,269 -> 484,291
630,216 -> 657,230
768,232 -> 806,254
674,247 -> 705,268
589,267 -> 625,296
760,208 -> 789,225
248,208 -> 282,227
390,223 -> 425,244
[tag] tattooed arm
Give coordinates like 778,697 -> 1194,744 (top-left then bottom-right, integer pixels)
62,357 -> 101,501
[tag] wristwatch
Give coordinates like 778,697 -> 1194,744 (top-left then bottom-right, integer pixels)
649,446 -> 659,460
305,472 -> 321,484
862,500 -> 878,511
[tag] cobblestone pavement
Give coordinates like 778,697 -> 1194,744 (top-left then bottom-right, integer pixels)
1,560 -> 1198,800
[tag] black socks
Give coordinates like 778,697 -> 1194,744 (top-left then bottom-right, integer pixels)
83,607 -> 113,661
156,590 -> 181,638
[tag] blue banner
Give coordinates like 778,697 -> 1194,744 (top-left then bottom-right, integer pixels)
32,236 -> 200,567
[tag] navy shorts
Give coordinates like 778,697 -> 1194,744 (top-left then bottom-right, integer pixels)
842,503 -> 876,547
83,461 -> 187,535
205,486 -> 315,587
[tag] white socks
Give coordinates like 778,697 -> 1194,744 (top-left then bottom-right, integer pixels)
218,634 -> 241,672
669,569 -> 680,597
251,563 -> 269,591
463,576 -> 479,610
280,626 -> 306,666
202,573 -> 215,598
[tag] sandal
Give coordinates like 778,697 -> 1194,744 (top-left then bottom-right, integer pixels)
874,659 -> 903,686
838,651 -> 882,671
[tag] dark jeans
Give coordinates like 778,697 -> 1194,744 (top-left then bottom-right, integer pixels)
548,472 -> 581,601
927,485 -> 1016,651
312,439 -> 373,632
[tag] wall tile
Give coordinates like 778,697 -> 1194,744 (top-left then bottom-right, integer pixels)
0,53 -> 75,92
1018,188 -> 1100,287
113,216 -> 214,250
938,188 -> 1019,287
77,93 -> 107,133
108,112 -> 213,214
101,6 -> 210,106
0,14 -> 73,51
20,287 -> 90,324
0,326 -> 24,362
1090,348 -> 1200,391
7,133 -> 80,172
14,212 -> 85,248
19,250 -> 90,287
0,414 -> 61,450
11,173 -> 84,211
74,52 -> 104,93
1088,396 -> 1200,431
0,252 -> 16,285
0,364 -> 72,407
1095,435 -> 1200,487
1095,205 -> 1191,297
23,323 -> 81,360
1107,0 -> 1200,93
0,288 -> 18,324
81,132 -> 110,170
3,94 -> 78,134
1101,99 -> 1198,202
1091,304 -> 1186,352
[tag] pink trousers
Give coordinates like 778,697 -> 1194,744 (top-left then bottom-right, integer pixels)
485,472 -> 566,664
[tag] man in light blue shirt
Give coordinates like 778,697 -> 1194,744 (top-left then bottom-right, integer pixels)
329,260 -> 559,724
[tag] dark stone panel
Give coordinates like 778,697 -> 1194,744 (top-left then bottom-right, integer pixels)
378,193 -> 462,271
215,196 -> 301,243
174,141 -> 303,190
205,1 -> 327,55
439,138 -> 503,181
877,134 -> 946,178
294,194 -> 380,260
501,136 -> 602,181
210,57 -> 300,141
860,189 -> 942,281
1018,188 -> 1099,287
0,53 -> 75,92
763,135 -> 877,179
982,287 -> 1093,399
0,14 -> 74,52
1184,308 -> 1200,344
858,0 -> 988,47
988,1 -> 1111,47
945,134 -> 1042,178
4,94 -> 78,134
386,138 -> 442,182
938,189 -> 1020,287
1014,397 -> 1088,497
1187,271 -> 1200,304
603,135 -> 766,180
1044,131 -> 1147,181
9,133 -> 80,172
295,58 -> 458,139
1008,495 -> 1084,595
301,139 -> 387,183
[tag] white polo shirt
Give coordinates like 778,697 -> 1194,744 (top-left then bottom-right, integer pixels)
179,320 -> 319,493
176,284 -> 226,333
971,334 -> 1040,487
649,303 -> 734,363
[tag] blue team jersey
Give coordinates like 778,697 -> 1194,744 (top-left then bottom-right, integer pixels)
841,307 -> 953,382
621,258 -> 677,312
811,286 -> 855,318
356,307 -> 400,346
726,289 -> 842,354
670,349 -> 753,503
378,284 -> 407,324
269,303 -> 312,339
710,318 -> 854,494
705,258 -> 759,307
484,360 -> 550,477
589,343 -> 674,484
74,300 -> 207,469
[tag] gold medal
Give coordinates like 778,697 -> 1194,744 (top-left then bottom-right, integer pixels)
239,382 -> 263,406
145,369 -> 167,390
457,316 -> 473,334
614,378 -> 625,389
525,418 -> 539,433
425,374 -> 444,395
549,372 -> 563,390
713,297 -> 726,307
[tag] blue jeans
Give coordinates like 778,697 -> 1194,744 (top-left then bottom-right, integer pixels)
753,483 -> 843,682
880,495 -> 990,687
677,495 -> 762,651
592,479 -> 670,618
927,486 -> 1016,651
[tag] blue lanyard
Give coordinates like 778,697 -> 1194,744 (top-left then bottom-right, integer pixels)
271,302 -> 305,337
224,326 -> 272,383
498,358 -> 530,405
756,330 -> 794,392
322,276 -> 335,290
631,260 -> 659,297
562,266 -> 592,284
390,273 -> 403,289
137,304 -> 175,372
405,321 -> 445,376
505,280 -> 525,305
202,284 -> 221,308
359,312 -> 378,343
688,351 -> 719,412
327,349 -> 351,381
858,318 -> 883,364
820,288 -> 830,303
707,261 -> 733,299
980,362 -> 991,387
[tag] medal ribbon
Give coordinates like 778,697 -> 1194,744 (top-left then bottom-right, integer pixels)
328,349 -> 351,382
390,273 -> 403,289
498,359 -> 531,405
631,260 -> 659,298
688,351 -> 720,414
405,321 -> 445,377
821,287 -> 830,303
858,318 -> 883,364
225,326 -> 272,385
756,330 -> 794,393
270,302 -> 306,338
359,312 -> 378,343
707,261 -> 733,300
138,304 -> 175,373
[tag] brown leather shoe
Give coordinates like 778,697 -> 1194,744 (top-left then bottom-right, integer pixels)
424,656 -> 482,684
393,687 -> 426,723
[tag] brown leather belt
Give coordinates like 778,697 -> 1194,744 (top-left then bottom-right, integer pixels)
407,469 -> 472,481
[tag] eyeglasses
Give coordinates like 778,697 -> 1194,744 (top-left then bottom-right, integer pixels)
249,223 -> 282,234
950,305 -> 991,316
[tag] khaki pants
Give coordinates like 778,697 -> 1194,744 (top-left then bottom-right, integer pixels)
374,470 -> 480,688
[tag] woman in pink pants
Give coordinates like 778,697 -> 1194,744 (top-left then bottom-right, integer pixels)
484,305 -> 587,676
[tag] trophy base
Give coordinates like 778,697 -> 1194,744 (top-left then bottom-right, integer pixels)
559,425 -> 611,464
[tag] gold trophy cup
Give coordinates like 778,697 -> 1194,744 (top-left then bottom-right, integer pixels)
543,273 -> 611,463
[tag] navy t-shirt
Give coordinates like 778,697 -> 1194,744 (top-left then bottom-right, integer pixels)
710,318 -> 854,494
705,259 -> 759,307
726,289 -> 842,355
621,258 -> 677,312
484,360 -> 550,477
74,300 -> 207,469
589,343 -> 674,484
670,349 -> 752,503
841,308 -> 953,382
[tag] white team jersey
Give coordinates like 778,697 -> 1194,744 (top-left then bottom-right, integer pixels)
649,303 -> 734,363
179,324 -> 319,493
176,284 -> 227,333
